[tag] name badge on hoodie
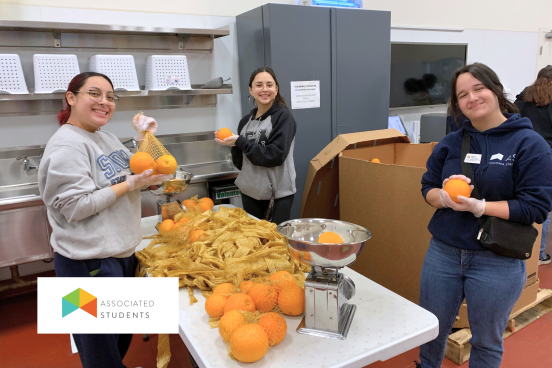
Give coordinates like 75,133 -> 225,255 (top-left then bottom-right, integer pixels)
464,153 -> 482,164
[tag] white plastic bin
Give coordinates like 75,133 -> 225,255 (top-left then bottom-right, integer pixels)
0,54 -> 28,94
88,55 -> 140,91
145,55 -> 191,91
33,54 -> 80,93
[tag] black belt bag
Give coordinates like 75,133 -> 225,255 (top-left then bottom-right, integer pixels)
461,130 -> 537,260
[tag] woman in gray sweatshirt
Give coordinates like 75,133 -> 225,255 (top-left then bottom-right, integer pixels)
38,72 -> 170,368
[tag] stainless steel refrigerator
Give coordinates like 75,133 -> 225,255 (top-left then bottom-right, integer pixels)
237,4 -> 391,219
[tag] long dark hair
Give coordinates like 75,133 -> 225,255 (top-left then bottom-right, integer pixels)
523,65 -> 552,106
449,63 -> 518,121
57,72 -> 114,125
248,67 -> 288,108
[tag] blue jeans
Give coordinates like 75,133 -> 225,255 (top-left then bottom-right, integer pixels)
419,238 -> 526,368
540,212 -> 550,260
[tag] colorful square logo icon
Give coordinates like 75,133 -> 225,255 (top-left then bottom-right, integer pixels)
62,288 -> 97,318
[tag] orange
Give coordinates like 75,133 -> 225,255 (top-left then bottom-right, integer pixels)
213,283 -> 235,296
155,155 -> 177,175
240,281 -> 255,294
158,219 -> 175,235
278,284 -> 305,316
248,284 -> 278,312
370,158 -> 381,163
182,199 -> 197,210
129,152 -> 155,174
318,231 -> 343,244
269,271 -> 296,292
205,294 -> 228,318
230,324 -> 269,363
224,293 -> 256,314
218,310 -> 246,342
190,229 -> 206,243
258,312 -> 287,346
443,178 -> 471,203
198,197 -> 215,212
217,127 -> 233,141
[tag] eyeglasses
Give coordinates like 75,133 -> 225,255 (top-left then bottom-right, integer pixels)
73,89 -> 120,105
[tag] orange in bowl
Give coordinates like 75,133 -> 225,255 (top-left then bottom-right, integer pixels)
317,231 -> 343,244
370,158 -> 381,163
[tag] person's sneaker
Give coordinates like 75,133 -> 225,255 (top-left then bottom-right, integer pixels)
539,253 -> 551,265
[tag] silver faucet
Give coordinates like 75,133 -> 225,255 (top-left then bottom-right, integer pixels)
122,138 -> 138,150
17,151 -> 43,172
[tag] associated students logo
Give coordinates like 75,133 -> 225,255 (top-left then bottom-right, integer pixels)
490,153 -> 504,161
62,288 -> 97,318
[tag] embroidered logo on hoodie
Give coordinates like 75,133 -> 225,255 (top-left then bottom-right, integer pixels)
490,153 -> 504,161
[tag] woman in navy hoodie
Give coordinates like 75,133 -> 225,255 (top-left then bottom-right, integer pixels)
418,63 -> 552,368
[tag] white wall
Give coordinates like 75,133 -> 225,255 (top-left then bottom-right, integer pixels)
1,1 -> 551,32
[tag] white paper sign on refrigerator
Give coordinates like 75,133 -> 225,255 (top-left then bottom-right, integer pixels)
290,81 -> 320,109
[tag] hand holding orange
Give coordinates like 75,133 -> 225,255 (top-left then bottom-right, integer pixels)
443,178 -> 471,203
217,127 -> 233,141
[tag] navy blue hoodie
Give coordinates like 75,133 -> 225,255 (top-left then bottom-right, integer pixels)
421,114 -> 552,251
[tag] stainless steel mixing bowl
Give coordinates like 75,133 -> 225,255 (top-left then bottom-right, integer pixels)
149,168 -> 194,196
277,218 -> 371,268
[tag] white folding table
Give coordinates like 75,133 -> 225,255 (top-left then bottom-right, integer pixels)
137,206 -> 438,368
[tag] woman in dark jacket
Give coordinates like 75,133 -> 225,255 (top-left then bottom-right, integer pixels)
515,65 -> 552,265
215,67 -> 297,224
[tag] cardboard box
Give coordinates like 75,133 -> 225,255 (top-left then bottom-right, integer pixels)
301,129 -> 542,308
454,278 -> 540,329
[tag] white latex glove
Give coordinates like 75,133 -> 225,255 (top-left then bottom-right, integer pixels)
440,189 -> 486,217
440,174 -> 474,208
132,112 -> 158,141
126,169 -> 172,191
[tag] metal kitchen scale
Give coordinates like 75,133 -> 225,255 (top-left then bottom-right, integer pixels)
277,219 -> 371,340
149,167 -> 194,222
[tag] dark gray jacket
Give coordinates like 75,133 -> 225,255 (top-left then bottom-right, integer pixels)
231,103 -> 296,200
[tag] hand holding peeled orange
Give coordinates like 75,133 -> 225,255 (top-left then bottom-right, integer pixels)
443,178 -> 472,203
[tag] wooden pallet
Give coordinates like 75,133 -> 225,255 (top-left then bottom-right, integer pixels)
445,288 -> 552,365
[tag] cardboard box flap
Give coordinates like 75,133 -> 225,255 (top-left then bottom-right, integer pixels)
299,129 -> 410,218
311,129 -> 410,168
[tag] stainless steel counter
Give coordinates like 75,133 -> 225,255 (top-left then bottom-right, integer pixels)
0,131 -> 240,269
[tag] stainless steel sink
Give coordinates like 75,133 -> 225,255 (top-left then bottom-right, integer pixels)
0,184 -> 41,203
0,184 -> 40,197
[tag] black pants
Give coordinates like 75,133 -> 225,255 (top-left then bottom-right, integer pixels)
54,252 -> 137,368
241,193 -> 295,225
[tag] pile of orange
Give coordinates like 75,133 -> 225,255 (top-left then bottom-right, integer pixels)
204,271 -> 305,318
129,152 -> 177,176
205,272 -> 302,362
182,196 -> 215,212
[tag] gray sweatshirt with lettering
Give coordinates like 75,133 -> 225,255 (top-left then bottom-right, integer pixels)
231,103 -> 297,200
38,124 -> 141,260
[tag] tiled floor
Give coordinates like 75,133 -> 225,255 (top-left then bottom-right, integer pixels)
2,263 -> 552,367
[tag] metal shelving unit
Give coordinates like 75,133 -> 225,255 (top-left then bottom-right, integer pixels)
0,20 -> 232,115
